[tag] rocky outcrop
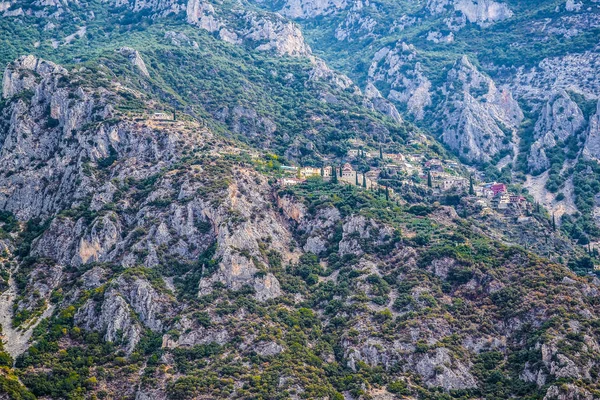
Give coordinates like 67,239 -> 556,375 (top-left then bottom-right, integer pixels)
186,0 -> 221,31
75,275 -> 171,353
75,291 -> 142,354
0,56 -> 298,310
185,0 -> 312,56
439,56 -> 523,163
528,90 -> 585,171
368,42 -> 432,121
278,0 -> 348,19
363,82 -> 403,124
198,169 -> 292,302
242,12 -> 312,56
216,105 -> 277,144
118,47 -> 150,78
410,347 -> 477,390
544,384 -> 594,400
453,0 -> 513,26
583,101 -> 600,160
334,3 -> 378,42
426,0 -> 513,27
308,57 -> 355,91
2,55 -> 66,99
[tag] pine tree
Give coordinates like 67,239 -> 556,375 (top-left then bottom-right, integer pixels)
427,171 -> 432,188
469,175 -> 475,195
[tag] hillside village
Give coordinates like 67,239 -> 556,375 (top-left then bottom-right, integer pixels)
277,148 -> 532,216
137,111 -> 533,218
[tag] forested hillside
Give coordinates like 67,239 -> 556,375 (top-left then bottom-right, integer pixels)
0,0 -> 600,399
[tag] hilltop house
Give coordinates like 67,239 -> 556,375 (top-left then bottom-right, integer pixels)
299,167 -> 321,178
279,177 -> 304,186
341,163 -> 354,179
493,192 -> 511,209
385,153 -> 405,163
425,159 -> 443,168
439,177 -> 467,191
151,112 -> 171,120
281,165 -> 298,174
490,183 -> 507,196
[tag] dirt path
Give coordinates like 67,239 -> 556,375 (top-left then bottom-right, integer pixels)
0,273 -> 54,360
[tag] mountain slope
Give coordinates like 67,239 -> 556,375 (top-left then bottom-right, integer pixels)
247,0 -> 600,243
0,53 -> 596,400
0,1 -> 599,399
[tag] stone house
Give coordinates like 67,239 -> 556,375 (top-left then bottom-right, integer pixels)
279,177 -> 304,186
151,112 -> 171,120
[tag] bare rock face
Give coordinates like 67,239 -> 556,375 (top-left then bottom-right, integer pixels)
410,347 -> 477,390
112,0 -> 183,16
0,56 -> 115,220
118,276 -> 169,332
278,0 -> 348,19
198,169 -> 292,302
543,384 -> 594,400
118,47 -> 150,78
583,101 -> 600,161
426,0 -> 513,27
309,57 -> 356,91
338,215 -> 395,256
439,56 -> 523,163
75,291 -> 142,354
363,82 -> 403,124
511,46 -> 600,102
217,105 -> 277,144
527,90 -> 585,171
186,0 -> 221,31
2,55 -> 66,99
75,275 -> 172,353
452,0 -> 513,26
242,12 -> 312,56
368,42 -> 432,121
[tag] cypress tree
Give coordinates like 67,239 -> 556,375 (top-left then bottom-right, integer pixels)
427,171 -> 432,188
332,167 -> 338,184
362,173 -> 367,188
379,146 -> 383,159
552,213 -> 556,231
320,166 -> 324,177
469,175 -> 475,195
385,186 -> 389,201
355,172 -> 359,186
